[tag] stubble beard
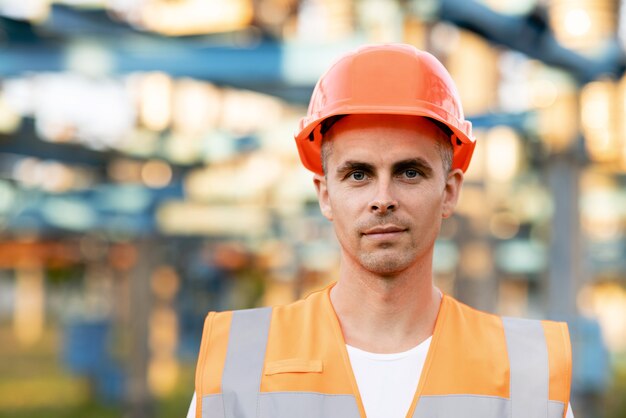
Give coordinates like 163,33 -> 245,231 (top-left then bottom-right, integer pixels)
357,241 -> 419,277
349,215 -> 417,276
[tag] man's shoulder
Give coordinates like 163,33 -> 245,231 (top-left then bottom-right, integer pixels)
443,294 -> 567,326
442,294 -> 571,350
206,282 -> 333,320
443,294 -> 501,323
264,283 -> 334,325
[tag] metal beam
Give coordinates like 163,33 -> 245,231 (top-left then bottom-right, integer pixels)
437,0 -> 625,83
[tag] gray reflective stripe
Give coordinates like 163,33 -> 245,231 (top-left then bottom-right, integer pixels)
202,394 -> 225,418
413,395 -> 509,418
412,395 -> 565,418
549,401 -> 565,417
502,317 -> 549,418
222,307 -> 273,418
258,392 -> 360,418
206,392 -> 566,418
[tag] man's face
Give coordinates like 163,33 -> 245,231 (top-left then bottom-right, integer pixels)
314,114 -> 463,277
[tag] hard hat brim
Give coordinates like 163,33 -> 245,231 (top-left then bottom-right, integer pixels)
294,105 -> 476,176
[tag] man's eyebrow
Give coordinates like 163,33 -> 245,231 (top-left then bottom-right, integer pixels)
392,158 -> 434,176
335,161 -> 375,177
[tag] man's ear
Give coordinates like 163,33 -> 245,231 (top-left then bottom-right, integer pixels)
313,174 -> 333,221
442,168 -> 464,219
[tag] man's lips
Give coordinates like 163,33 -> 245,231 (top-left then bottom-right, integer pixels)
362,225 -> 407,236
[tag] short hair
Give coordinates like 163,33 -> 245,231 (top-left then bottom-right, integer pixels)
320,116 -> 454,176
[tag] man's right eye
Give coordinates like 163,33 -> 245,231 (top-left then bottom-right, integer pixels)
350,171 -> 366,181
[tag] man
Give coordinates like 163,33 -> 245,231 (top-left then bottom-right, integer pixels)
188,44 -> 573,417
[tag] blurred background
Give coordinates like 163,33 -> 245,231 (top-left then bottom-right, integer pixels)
0,0 -> 625,417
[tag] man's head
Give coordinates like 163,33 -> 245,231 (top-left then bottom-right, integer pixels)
294,43 -> 473,276
313,114 -> 464,276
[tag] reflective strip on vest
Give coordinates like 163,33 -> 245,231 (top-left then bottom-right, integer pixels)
204,393 -> 564,418
221,307 -> 272,418
413,395 -> 508,417
502,317 -> 549,418
258,392 -> 360,418
202,394 -> 224,418
412,395 -> 564,418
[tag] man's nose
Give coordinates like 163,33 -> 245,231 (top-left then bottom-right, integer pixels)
369,182 -> 398,214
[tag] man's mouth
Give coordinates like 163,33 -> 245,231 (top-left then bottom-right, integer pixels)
362,225 -> 407,238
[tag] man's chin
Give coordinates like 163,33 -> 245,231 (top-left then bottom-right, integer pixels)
358,253 -> 412,276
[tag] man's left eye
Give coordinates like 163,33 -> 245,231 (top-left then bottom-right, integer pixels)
404,169 -> 418,178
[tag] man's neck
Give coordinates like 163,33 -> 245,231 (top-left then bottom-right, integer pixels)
330,260 -> 441,354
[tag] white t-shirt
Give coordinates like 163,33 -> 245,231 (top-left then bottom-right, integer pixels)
186,338 -> 575,417
346,337 -> 431,418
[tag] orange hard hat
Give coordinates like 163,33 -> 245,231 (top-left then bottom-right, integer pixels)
294,43 -> 476,175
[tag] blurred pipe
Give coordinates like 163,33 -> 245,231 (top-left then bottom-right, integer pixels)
2,2 -> 625,94
468,111 -> 531,130
546,154 -> 582,321
436,0 -> 625,83
128,240 -> 157,418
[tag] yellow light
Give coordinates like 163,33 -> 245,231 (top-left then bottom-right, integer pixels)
617,75 -> 626,171
296,0 -> 353,42
0,96 -> 21,134
537,75 -> 579,152
581,80 -> 618,163
220,89 -> 284,134
581,188 -> 623,241
1,0 -> 50,22
140,0 -> 253,36
530,79 -> 558,108
447,30 -> 499,115
149,307 -> 178,353
184,154 -> 282,203
13,158 -> 40,187
107,158 -> 143,183
14,265 -> 45,347
172,79 -> 221,135
164,133 -> 202,164
581,81 -> 612,130
151,265 -> 180,301
455,185 -> 488,219
587,283 -> 626,352
485,126 -> 521,182
138,73 -> 172,132
148,356 -> 179,396
564,9 -> 591,37
549,0 -> 617,52
141,160 -> 172,188
489,211 -> 520,240
40,162 -> 76,193
156,202 -> 269,236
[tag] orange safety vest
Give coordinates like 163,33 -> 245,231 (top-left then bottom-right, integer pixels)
194,283 -> 572,418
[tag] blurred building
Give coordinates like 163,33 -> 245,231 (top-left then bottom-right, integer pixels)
0,1 -> 625,417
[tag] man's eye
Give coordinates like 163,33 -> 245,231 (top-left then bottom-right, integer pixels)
404,169 -> 419,178
350,171 -> 366,181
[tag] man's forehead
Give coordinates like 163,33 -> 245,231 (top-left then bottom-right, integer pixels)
327,116 -> 443,155
329,135 -> 440,169
327,114 -> 446,138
